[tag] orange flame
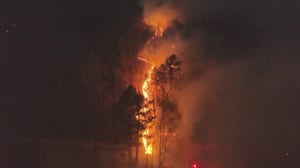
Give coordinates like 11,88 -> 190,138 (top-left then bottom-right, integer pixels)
140,65 -> 155,155
138,2 -> 178,156
142,129 -> 153,155
142,65 -> 155,100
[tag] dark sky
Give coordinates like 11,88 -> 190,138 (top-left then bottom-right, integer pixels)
1,0 -> 140,131
1,0 -> 300,167
1,1 -> 143,166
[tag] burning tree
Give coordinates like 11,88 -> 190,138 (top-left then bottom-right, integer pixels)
133,54 -> 182,168
153,54 -> 182,167
113,84 -> 156,166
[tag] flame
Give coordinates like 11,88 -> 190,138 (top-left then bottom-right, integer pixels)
138,2 -> 178,156
140,64 -> 155,155
142,65 -> 155,99
142,129 -> 153,155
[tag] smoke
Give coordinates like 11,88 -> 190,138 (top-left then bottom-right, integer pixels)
138,33 -> 187,65
177,54 -> 299,167
142,0 -> 183,36
139,0 -> 300,167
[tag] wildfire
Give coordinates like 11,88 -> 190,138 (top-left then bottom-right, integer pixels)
142,129 -> 153,155
138,1 -> 179,156
142,65 -> 155,99
140,64 -> 155,155
144,14 -> 170,36
143,3 -> 178,37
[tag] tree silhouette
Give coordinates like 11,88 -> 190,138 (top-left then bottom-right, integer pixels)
152,54 -> 182,167
113,85 -> 143,144
112,85 -> 144,165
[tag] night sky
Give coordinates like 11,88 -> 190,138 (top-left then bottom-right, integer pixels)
1,1 -> 143,166
1,0 -> 300,167
2,1 -> 141,127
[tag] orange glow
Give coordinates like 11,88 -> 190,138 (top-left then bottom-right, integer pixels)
142,65 -> 155,99
142,129 -> 153,155
143,3 -> 178,36
137,2 -> 179,156
144,11 -> 169,36
140,64 -> 155,155
144,13 -> 170,36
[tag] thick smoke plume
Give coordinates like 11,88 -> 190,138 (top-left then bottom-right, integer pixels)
140,0 -> 300,167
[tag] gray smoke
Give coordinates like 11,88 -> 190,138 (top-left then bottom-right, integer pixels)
141,0 -> 300,167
